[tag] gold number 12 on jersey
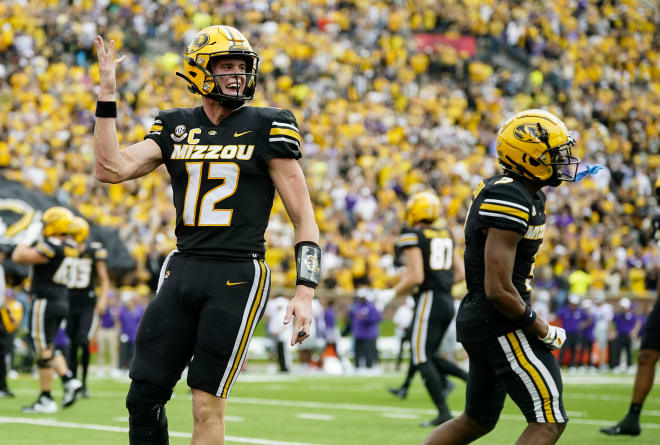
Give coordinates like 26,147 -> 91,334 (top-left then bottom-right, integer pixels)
183,162 -> 240,226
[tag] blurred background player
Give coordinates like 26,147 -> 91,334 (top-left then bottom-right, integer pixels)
265,295 -> 293,373
424,110 -> 579,445
611,297 -> 639,373
65,216 -> 110,397
11,206 -> 83,412
0,246 -> 20,398
601,177 -> 660,436
348,287 -> 381,374
556,293 -> 588,371
384,191 -> 467,427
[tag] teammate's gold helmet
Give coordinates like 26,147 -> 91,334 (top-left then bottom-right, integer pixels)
177,25 -> 259,109
406,191 -> 440,226
496,109 -> 580,187
42,206 -> 74,237
68,216 -> 90,244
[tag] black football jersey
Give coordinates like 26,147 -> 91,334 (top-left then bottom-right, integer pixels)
395,226 -> 455,296
31,237 -> 79,300
146,106 -> 302,258
68,241 -> 108,302
457,174 -> 547,342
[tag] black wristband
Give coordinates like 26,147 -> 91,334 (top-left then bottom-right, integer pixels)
295,241 -> 321,288
513,304 -> 537,328
95,101 -> 117,118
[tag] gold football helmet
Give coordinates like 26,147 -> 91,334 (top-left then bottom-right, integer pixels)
496,109 -> 580,186
42,206 -> 74,237
68,216 -> 90,244
177,25 -> 259,109
406,191 -> 440,226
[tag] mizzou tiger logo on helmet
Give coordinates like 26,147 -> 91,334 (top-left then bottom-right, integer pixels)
513,123 -> 544,143
186,32 -> 210,54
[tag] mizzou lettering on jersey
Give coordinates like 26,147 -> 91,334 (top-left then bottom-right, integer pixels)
395,226 -> 455,295
145,106 -> 301,257
170,144 -> 255,160
457,174 -> 547,342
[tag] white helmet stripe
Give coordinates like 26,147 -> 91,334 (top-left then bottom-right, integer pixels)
219,26 -> 234,41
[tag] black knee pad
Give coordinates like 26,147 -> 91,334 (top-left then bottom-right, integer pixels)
36,358 -> 51,369
126,381 -> 172,445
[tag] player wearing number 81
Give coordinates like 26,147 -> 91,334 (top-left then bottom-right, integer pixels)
93,25 -> 319,445
384,191 -> 467,427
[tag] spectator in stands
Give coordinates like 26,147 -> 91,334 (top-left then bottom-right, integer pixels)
349,287 -> 382,373
117,290 -> 144,372
579,298 -> 596,371
556,293 -> 587,371
612,298 -> 640,373
95,291 -> 119,377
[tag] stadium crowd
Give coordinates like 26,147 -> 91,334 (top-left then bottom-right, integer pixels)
1,0 -> 659,314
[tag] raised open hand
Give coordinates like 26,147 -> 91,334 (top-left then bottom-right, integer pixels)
94,36 -> 126,99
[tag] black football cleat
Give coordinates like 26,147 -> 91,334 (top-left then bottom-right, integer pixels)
420,414 -> 452,427
387,387 -> 408,400
600,420 -> 641,436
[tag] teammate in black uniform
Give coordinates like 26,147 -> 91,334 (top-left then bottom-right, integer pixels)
384,191 -> 467,427
422,109 -> 580,445
94,25 -> 319,445
11,206 -> 84,413
600,176 -> 660,437
66,216 -> 110,398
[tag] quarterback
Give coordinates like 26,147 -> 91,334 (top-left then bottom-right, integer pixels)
94,25 -> 319,445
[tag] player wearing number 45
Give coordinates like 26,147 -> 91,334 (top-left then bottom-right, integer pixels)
10,206 -> 84,413
422,109 -> 580,445
381,191 -> 467,427
93,26 -> 320,445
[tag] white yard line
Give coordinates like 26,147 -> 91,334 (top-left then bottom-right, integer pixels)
382,413 -> 419,419
296,413 -> 335,421
0,417 -> 320,445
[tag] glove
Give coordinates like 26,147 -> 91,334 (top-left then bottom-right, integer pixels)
378,289 -> 396,306
539,325 -> 566,350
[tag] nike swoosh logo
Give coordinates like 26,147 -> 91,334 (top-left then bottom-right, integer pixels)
226,280 -> 248,286
234,131 -> 252,137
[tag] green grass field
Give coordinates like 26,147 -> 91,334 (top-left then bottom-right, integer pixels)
1,369 -> 658,444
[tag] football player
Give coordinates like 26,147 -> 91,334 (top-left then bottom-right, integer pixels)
94,25 -> 319,445
422,109 -> 579,445
11,206 -> 84,412
65,216 -> 110,398
600,176 -> 660,436
384,191 -> 467,426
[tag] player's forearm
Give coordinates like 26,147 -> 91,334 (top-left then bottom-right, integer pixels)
394,271 -> 422,297
487,287 -> 549,337
93,118 -> 125,183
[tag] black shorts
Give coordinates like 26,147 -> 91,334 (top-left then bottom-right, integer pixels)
130,252 -> 270,398
641,297 -> 660,351
29,297 -> 68,355
411,291 -> 454,365
463,329 -> 567,426
66,302 -> 98,344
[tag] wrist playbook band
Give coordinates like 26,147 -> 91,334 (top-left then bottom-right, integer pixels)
295,241 -> 321,288
95,101 -> 117,118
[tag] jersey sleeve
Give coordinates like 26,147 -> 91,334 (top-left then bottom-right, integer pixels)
35,237 -> 63,259
478,183 -> 532,235
144,112 -> 171,159
91,242 -> 108,261
264,109 -> 302,161
395,228 -> 420,251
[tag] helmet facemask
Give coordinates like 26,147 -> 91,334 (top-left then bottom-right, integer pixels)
208,55 -> 259,109
534,123 -> 580,187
